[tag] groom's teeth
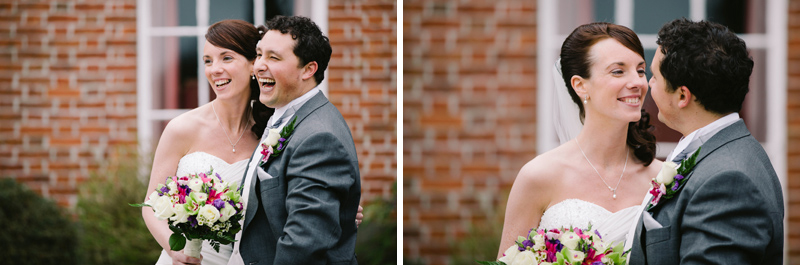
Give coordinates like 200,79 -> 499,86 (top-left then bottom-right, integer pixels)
258,78 -> 276,85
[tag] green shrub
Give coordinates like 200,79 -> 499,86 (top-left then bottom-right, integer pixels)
448,206 -> 505,265
0,178 -> 79,264
356,182 -> 397,264
75,150 -> 162,264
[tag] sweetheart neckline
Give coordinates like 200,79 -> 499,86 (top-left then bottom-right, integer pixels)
181,151 -> 249,166
544,198 -> 640,215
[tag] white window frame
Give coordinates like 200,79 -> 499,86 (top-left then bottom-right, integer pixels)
136,0 -> 329,159
537,0 -> 787,260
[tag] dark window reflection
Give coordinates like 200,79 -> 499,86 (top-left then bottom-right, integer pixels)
706,0 -> 765,34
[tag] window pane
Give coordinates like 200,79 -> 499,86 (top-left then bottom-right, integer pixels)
265,0 -> 294,21
633,0 -> 689,34
210,0 -> 254,24
742,48 -> 766,141
151,0 -> 197,27
150,36 -> 199,110
558,0 -> 615,35
706,0 -> 765,34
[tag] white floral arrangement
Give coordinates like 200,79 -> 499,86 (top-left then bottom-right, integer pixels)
132,167 -> 244,258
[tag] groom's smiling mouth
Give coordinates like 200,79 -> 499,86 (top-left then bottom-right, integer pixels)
258,77 -> 276,92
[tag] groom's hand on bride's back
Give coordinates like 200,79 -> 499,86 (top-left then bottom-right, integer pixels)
356,205 -> 363,228
170,250 -> 202,265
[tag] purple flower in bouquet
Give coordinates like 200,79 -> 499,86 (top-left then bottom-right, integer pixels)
212,199 -> 225,209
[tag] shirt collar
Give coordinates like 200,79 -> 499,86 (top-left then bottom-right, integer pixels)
667,112 -> 740,161
268,87 -> 320,128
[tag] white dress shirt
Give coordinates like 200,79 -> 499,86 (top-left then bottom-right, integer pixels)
228,86 -> 321,264
666,112 -> 741,162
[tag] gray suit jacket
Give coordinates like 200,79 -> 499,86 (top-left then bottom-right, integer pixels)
240,93 -> 361,265
629,120 -> 783,264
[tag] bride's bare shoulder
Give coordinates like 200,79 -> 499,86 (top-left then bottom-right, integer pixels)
515,144 -> 573,186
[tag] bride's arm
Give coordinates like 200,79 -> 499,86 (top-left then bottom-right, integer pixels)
141,118 -> 197,262
497,158 -> 553,259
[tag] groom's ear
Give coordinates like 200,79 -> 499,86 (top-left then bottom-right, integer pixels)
676,86 -> 693,108
571,75 -> 587,97
301,61 -> 318,81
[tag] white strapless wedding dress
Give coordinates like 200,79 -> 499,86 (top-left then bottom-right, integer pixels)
537,199 -> 642,249
155,152 -> 248,265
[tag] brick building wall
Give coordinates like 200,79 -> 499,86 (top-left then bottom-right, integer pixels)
328,0 -> 397,203
403,1 -> 538,264
0,0 -> 397,209
789,0 -> 800,262
0,1 -> 138,208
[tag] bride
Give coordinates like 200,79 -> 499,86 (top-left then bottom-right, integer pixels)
142,19 -> 268,265
497,22 -> 662,258
141,20 -> 362,265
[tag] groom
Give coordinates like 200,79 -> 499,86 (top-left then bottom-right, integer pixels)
629,18 -> 784,264
238,16 -> 361,265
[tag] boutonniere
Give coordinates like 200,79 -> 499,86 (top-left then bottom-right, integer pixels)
258,117 -> 297,167
646,147 -> 701,211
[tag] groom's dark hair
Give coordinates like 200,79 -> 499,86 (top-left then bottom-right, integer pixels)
656,18 -> 753,114
264,15 -> 332,85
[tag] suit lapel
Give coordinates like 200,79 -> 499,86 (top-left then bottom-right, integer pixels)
686,120 -> 750,166
645,120 -> 750,214
242,92 -> 330,231
631,211 -> 647,264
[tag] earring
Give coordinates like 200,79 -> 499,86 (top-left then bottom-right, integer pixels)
583,95 -> 588,104
251,75 -> 255,80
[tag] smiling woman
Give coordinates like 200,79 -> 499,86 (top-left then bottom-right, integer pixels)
497,22 -> 662,260
142,19 -> 268,265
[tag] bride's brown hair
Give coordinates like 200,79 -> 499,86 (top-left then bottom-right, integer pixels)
559,22 -> 656,165
205,19 -> 274,137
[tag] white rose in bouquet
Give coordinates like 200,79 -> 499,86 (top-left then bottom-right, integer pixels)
559,231 -> 580,249
498,245 -> 519,264
153,195 -> 175,220
197,204 -> 221,226
145,191 -> 159,205
219,204 -> 237,222
170,204 -> 191,224
188,178 -> 204,192
510,250 -> 537,265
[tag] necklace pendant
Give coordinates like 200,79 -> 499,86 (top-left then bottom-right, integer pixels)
232,148 -> 236,153
612,191 -> 617,199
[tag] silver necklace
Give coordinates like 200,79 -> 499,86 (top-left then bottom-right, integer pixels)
576,138 -> 628,199
211,101 -> 246,153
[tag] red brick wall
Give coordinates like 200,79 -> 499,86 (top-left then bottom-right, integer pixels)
788,0 -> 800,262
0,0 -> 138,208
0,0 -> 397,209
402,1 -> 538,264
328,0 -> 397,203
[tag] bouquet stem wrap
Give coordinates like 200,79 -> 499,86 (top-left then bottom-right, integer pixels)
184,238 -> 203,258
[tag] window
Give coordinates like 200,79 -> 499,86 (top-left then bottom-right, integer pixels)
136,0 -> 329,154
537,0 -> 786,186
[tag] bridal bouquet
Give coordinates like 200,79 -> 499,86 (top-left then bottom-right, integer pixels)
479,226 -> 628,265
131,167 -> 244,258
